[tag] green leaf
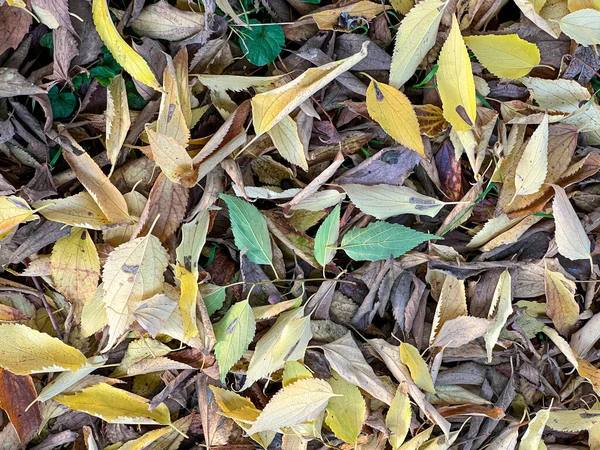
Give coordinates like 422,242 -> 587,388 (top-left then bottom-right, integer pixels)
314,203 -> 341,267
220,194 -> 273,265
72,73 -> 92,90
340,221 -> 438,261
48,86 -> 77,119
126,80 -> 148,110
200,284 -> 226,316
89,65 -> 118,87
325,371 -> 365,444
213,300 -> 255,382
40,33 -> 53,50
239,20 -> 285,66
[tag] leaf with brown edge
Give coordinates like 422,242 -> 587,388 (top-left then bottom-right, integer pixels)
415,104 -> 449,138
0,369 -> 41,444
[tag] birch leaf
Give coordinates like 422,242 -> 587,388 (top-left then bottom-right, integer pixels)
463,35 -> 540,79
545,268 -> 579,336
325,371 -> 365,444
366,80 -> 424,156
437,15 -> 477,131
213,300 -> 255,382
247,378 -> 336,435
386,383 -> 411,450
552,184 -> 592,262
560,9 -> 600,46
513,114 -> 549,200
252,42 -> 368,134
92,0 -> 160,90
102,234 -> 169,350
0,196 -> 37,237
399,343 -> 435,394
51,227 -> 100,306
0,323 -> 87,375
389,0 -> 447,88
146,128 -> 195,187
55,383 -> 171,425
314,203 -> 341,267
220,194 -> 273,265
105,74 -> 130,173
267,115 -> 308,171
484,270 -> 513,363
519,408 -> 549,450
35,193 -> 112,230
343,184 -> 446,219
174,264 -> 198,339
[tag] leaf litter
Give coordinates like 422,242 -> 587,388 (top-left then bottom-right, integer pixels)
2,0 -> 600,448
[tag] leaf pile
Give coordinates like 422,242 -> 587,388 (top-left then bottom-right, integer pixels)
2,0 -> 600,448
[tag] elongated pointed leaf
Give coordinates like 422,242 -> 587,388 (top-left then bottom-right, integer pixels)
314,203 -> 341,266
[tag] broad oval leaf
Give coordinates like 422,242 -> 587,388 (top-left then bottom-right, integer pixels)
560,9 -> 600,46
437,16 -> 476,131
399,343 -> 435,394
247,378 -> 336,435
220,194 -> 272,265
545,268 -> 579,336
552,184 -> 592,262
0,323 -> 87,375
366,81 -> 424,156
92,0 -> 160,89
463,34 -> 540,79
325,371 -> 365,444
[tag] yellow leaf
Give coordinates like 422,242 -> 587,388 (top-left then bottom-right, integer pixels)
514,0 -> 561,38
389,0 -> 447,88
157,58 -> 190,146
521,77 -> 590,112
106,74 -> 130,174
547,409 -> 600,432
175,209 -> 210,278
463,35 -> 540,79
325,372 -> 365,443
512,114 -> 549,200
252,43 -> 368,135
282,361 -> 313,387
51,227 -> 100,306
398,427 -> 434,450
520,408 -> 549,450
386,383 -> 411,450
102,234 -> 169,350
92,0 -> 160,90
366,81 -> 424,156
545,268 -> 579,336
252,297 -> 302,321
560,9 -> 600,46
0,196 -> 37,237
247,378 -> 337,435
175,265 -> 198,339
430,275 -> 467,343
399,343 -> 435,394
552,184 -> 592,262
437,16 -> 477,131
81,285 -> 108,338
484,270 -> 513,363
146,128 -> 195,187
103,191 -> 147,247
55,383 -> 171,425
390,0 -> 414,14
209,386 -> 261,424
306,1 -> 384,30
62,147 -> 132,225
267,115 -> 308,171
196,74 -> 286,92
36,192 -> 113,230
568,0 -> 600,11
0,323 -> 87,375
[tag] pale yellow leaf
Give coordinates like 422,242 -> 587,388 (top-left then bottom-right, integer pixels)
545,268 -> 579,336
486,424 -> 519,450
521,77 -> 590,112
366,80 -> 424,156
398,427 -> 434,450
252,297 -> 302,322
267,115 -> 308,171
325,372 -> 365,444
92,0 -> 160,89
514,0 -> 561,37
252,43 -> 368,134
560,9 -> 600,45
106,74 -> 130,173
390,0 -> 414,13
463,35 -> 540,79
552,184 -> 592,262
282,360 -> 313,387
102,234 -> 169,350
243,307 -> 312,389
247,378 -> 337,434
81,285 -> 108,338
51,227 -> 100,306
146,128 -> 195,187
437,15 -> 476,131
519,408 -> 549,450
103,191 -> 147,247
547,409 -> 600,431
210,385 -> 261,424
386,383 -> 411,450
195,74 -> 285,92
430,275 -> 467,344
287,190 -> 346,212
432,316 -> 491,348
306,1 -> 384,30
175,265 -> 198,339
36,192 -> 113,230
175,209 -> 209,278
343,184 -> 445,220
389,0 -> 447,88
55,383 -> 171,425
399,342 -> 435,394
484,270 -> 513,362
0,323 -> 87,375
512,114 -> 549,200
0,195 -> 37,237
156,58 -> 189,146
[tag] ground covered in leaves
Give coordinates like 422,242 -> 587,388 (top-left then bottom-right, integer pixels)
3,0 -> 600,448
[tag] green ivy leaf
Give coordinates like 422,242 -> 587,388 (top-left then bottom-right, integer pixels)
40,33 -> 53,50
314,203 -> 341,267
340,221 -> 438,261
126,81 -> 148,110
213,300 -> 256,382
48,86 -> 77,119
89,66 -> 118,87
220,194 -> 273,265
239,20 -> 285,66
